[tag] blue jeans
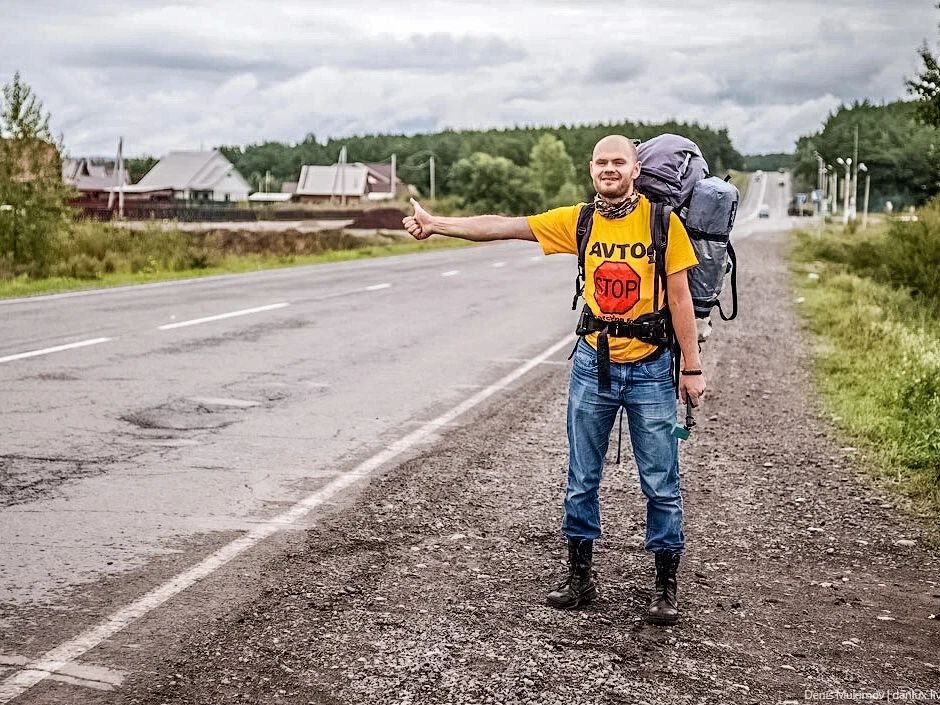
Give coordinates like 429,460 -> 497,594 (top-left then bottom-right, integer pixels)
563,338 -> 684,553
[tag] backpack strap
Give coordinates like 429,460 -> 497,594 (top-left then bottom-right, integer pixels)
572,203 -> 596,310
650,202 -> 682,396
716,242 -> 738,321
649,202 -> 672,314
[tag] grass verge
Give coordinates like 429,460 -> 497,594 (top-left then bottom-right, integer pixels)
789,221 -> 940,520
0,231 -> 472,299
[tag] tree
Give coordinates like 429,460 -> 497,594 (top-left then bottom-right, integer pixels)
0,72 -> 71,275
792,100 -> 940,210
448,152 -> 543,215
529,134 -> 577,207
908,42 -> 940,128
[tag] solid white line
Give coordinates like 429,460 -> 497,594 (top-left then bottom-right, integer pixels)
441,270 -> 459,277
0,333 -> 575,704
0,337 -> 111,364
364,283 -> 391,291
157,303 -> 289,331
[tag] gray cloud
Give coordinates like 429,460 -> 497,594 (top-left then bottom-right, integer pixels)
0,0 -> 934,156
585,52 -> 648,84
348,34 -> 526,72
67,46 -> 297,79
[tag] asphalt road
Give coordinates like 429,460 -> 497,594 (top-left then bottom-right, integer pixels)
0,174 -> 797,701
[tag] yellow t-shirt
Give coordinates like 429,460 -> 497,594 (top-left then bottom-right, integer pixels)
528,196 -> 698,363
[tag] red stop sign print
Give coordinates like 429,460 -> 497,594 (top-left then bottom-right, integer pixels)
593,261 -> 641,315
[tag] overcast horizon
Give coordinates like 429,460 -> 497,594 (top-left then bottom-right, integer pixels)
1,0 -> 936,159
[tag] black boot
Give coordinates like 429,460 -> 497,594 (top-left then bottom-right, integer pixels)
546,537 -> 597,609
647,550 -> 680,625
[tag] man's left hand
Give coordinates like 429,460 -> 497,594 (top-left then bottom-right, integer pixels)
679,373 -> 706,406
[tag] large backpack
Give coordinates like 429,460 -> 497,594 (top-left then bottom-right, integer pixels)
636,134 -> 739,321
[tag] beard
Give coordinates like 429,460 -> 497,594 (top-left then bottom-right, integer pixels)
593,174 -> 634,202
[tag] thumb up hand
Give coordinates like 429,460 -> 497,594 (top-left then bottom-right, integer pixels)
403,197 -> 433,240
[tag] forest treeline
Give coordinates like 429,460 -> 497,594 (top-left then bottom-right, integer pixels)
215,120 -> 745,200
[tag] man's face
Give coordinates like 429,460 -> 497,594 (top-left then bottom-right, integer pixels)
590,144 -> 641,200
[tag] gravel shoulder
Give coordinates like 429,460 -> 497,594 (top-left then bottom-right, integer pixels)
109,227 -> 940,704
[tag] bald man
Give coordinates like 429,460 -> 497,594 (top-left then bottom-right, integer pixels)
403,134 -> 705,625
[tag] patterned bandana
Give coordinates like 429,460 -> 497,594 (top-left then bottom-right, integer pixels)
593,191 -> 640,220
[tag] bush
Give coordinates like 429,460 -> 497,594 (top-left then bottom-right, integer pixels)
791,211 -> 940,512
796,198 -> 940,311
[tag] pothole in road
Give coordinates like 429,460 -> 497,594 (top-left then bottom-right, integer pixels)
0,454 -> 116,507
120,398 -> 240,432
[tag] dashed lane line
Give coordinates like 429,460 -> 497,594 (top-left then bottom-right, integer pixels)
364,283 -> 391,291
492,261 -> 506,268
0,332 -> 575,704
441,270 -> 459,277
0,337 -> 112,365
157,303 -> 290,331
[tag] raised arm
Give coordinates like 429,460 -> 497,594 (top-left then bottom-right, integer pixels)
403,198 -> 537,243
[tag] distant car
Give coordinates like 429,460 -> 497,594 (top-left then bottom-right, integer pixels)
758,204 -> 770,218
778,177 -> 786,186
778,167 -> 786,173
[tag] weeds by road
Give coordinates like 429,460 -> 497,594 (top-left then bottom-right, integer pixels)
789,210 -> 940,518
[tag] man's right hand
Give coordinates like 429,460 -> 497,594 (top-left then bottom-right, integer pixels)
403,198 -> 433,240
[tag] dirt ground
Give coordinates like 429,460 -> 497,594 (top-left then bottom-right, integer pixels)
120,227 -> 939,704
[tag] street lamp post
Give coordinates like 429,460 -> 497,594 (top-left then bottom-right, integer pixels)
858,163 -> 870,229
836,157 -> 852,225
814,152 -> 827,215
828,165 -> 837,216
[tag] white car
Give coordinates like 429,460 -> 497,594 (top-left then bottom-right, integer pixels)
758,204 -> 770,218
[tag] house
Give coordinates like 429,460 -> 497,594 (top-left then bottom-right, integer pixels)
135,150 -> 250,202
361,162 -> 415,200
291,162 -> 415,203
293,163 -> 370,203
62,158 -> 128,201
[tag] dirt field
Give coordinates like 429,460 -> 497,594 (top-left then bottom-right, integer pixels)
116,226 -> 939,704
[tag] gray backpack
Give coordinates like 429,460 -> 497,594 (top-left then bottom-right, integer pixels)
636,134 -> 738,321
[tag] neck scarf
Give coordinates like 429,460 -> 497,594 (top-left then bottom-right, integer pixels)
594,191 -> 640,219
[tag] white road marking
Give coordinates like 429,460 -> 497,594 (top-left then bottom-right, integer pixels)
441,270 -> 459,277
492,261 -> 506,268
529,256 -> 542,262
0,333 -> 575,704
364,283 -> 391,291
157,303 -> 289,330
0,655 -> 123,691
0,337 -> 111,365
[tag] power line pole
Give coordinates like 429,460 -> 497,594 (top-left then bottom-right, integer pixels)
429,156 -> 436,201
390,153 -> 396,198
334,146 -> 347,206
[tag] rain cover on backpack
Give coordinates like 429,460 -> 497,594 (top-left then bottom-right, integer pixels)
635,134 -> 709,212
685,176 -> 738,319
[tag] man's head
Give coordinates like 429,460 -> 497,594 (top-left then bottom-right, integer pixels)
589,135 -> 641,202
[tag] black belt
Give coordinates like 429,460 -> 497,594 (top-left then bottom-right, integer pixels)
573,306 -> 672,393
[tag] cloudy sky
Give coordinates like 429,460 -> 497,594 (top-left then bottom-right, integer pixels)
1,0 -> 935,158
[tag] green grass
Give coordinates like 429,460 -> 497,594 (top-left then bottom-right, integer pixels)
789,221 -> 940,520
0,236 -> 473,299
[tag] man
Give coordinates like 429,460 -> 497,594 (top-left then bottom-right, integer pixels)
402,135 -> 706,625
